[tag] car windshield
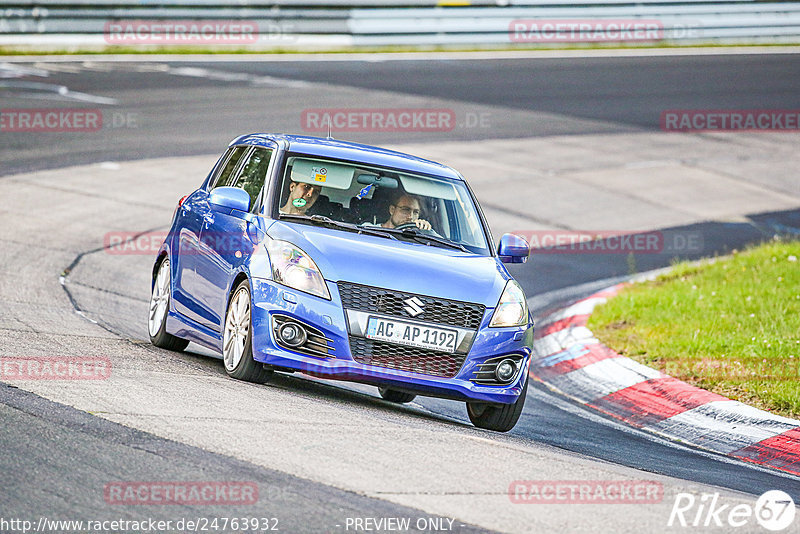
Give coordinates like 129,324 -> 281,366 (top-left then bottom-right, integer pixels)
274,155 -> 491,255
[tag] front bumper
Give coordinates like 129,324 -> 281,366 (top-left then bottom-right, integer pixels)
249,278 -> 533,404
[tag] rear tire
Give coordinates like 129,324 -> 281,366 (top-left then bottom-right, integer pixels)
378,387 -> 417,404
148,258 -> 189,352
466,375 -> 528,432
223,280 -> 272,384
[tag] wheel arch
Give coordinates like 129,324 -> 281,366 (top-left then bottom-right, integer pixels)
152,252 -> 168,284
152,241 -> 171,289
228,271 -> 251,309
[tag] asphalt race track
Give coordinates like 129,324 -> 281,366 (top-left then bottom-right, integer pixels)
1,51 -> 799,533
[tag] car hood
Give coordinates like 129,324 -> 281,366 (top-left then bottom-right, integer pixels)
265,221 -> 510,307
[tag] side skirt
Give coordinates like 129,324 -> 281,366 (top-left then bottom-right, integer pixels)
166,311 -> 222,354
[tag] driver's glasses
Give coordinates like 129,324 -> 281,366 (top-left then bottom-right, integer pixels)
395,206 -> 420,217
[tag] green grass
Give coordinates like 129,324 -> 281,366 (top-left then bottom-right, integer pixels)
587,239 -> 800,418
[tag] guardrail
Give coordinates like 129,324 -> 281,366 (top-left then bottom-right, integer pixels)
1,1 -> 799,48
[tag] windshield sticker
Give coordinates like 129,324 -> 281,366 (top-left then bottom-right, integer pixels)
292,198 -> 307,208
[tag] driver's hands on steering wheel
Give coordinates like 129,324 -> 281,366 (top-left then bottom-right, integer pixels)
395,219 -> 432,231
412,219 -> 432,231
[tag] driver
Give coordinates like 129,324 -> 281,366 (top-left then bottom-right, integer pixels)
280,180 -> 322,215
381,193 -> 432,231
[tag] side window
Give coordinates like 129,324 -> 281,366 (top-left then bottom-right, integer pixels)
211,146 -> 248,189
234,148 -> 272,211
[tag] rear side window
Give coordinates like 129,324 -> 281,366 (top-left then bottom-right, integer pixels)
234,148 -> 273,210
212,146 -> 248,189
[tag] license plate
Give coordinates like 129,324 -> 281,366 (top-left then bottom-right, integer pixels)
366,316 -> 458,353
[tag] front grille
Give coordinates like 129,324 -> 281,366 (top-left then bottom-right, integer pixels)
338,281 -> 485,329
349,337 -> 466,378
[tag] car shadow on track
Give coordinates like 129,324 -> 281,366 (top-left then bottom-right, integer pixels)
176,345 -> 475,430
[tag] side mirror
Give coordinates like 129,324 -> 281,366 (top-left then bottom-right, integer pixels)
497,233 -> 530,264
209,186 -> 251,213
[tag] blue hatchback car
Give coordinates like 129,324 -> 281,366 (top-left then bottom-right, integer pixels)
149,134 -> 533,431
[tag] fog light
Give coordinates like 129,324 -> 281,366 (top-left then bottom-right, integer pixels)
278,322 -> 307,347
495,359 -> 517,382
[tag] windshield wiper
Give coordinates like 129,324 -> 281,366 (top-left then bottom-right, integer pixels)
279,213 -> 336,226
406,231 -> 471,252
363,225 -> 470,252
279,214 -> 397,240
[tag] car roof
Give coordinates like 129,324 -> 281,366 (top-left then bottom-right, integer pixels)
229,133 -> 463,181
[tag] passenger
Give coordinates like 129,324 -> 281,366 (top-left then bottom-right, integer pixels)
280,181 -> 322,215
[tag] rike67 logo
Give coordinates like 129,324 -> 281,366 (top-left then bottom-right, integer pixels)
668,490 -> 796,531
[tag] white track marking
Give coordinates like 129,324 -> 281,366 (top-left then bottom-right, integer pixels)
547,357 -> 663,404
0,62 -> 49,78
645,401 -> 800,454
0,80 -> 117,104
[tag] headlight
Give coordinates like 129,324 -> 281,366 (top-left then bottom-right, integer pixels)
489,280 -> 529,327
266,239 -> 331,300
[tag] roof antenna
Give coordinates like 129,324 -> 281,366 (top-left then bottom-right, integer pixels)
326,116 -> 333,140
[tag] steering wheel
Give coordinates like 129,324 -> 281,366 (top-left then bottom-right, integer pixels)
394,222 -> 437,235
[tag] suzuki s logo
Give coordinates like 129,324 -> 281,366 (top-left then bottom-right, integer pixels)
403,297 -> 424,317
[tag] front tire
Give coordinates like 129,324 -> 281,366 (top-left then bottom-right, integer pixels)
223,280 -> 272,384
378,387 -> 417,404
466,376 -> 528,432
148,258 -> 189,352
